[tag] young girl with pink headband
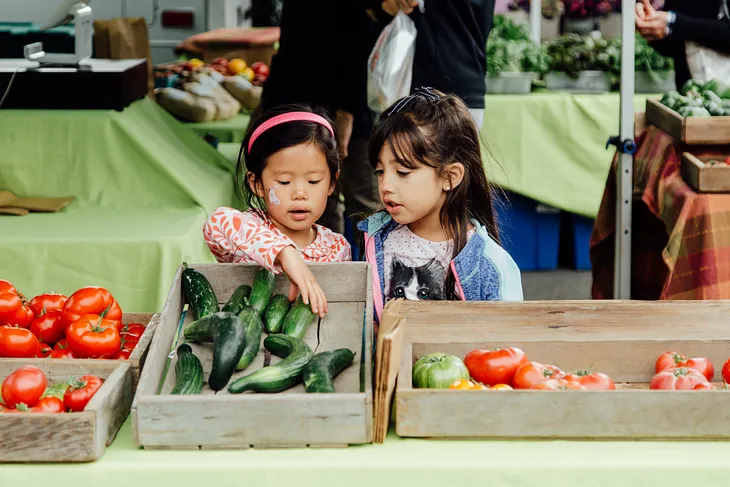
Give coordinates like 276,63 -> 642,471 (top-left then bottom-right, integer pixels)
204,105 -> 350,317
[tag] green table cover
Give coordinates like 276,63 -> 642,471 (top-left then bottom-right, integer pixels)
0,98 -> 235,312
186,93 -> 656,218
4,419 -> 730,486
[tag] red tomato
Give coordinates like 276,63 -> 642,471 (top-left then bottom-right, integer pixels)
61,287 -> 123,330
53,338 -> 68,351
563,371 -> 616,391
722,359 -> 730,384
0,292 -> 23,324
29,310 -> 65,346
64,375 -> 104,412
28,293 -> 67,316
251,61 -> 270,77
0,280 -> 18,295
66,314 -> 121,359
27,396 -> 65,413
532,379 -> 586,391
693,382 -> 717,391
1,366 -> 47,408
0,327 -> 40,358
115,348 -> 133,360
650,367 -> 710,390
35,342 -> 52,358
120,323 -> 145,341
656,351 -> 715,381
463,347 -> 528,386
49,348 -> 74,359
513,362 -> 565,389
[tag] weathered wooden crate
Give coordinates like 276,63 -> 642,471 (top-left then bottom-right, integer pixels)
133,263 -> 373,449
681,152 -> 730,193
0,361 -> 133,462
0,313 -> 159,392
646,98 -> 730,144
393,300 -> 730,440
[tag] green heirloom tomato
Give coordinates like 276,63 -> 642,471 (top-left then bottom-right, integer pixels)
412,353 -> 470,389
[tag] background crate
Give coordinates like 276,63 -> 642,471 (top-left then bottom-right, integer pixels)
646,98 -> 730,145
0,361 -> 133,462
391,300 -> 730,440
681,152 -> 730,193
133,262 -> 373,449
495,191 -> 560,271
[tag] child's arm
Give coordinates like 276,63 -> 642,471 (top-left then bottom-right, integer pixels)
203,208 -> 291,272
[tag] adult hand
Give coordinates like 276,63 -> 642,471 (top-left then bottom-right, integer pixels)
334,110 -> 354,159
276,246 -> 328,318
636,10 -> 669,41
381,0 -> 419,16
635,0 -> 653,22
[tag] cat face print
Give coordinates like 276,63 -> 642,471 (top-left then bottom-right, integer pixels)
389,257 -> 446,301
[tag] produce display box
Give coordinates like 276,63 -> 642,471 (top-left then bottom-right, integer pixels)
0,360 -> 133,462
0,313 -> 158,392
392,300 -> 730,440
133,263 -> 373,449
486,72 -> 536,95
544,71 -> 611,93
646,98 -> 730,144
681,152 -> 730,193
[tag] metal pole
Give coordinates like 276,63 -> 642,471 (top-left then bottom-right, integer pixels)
614,0 -> 635,299
530,0 -> 541,45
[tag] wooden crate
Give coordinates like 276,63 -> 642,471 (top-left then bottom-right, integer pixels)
681,152 -> 730,193
646,98 -> 730,144
0,313 -> 159,392
393,300 -> 730,440
0,361 -> 133,462
133,263 -> 373,449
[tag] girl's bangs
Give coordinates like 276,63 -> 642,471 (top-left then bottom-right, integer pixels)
386,121 -> 436,171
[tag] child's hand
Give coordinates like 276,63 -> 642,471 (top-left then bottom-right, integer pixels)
276,247 -> 328,318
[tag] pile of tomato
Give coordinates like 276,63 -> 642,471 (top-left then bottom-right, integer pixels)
1,365 -> 103,413
0,280 -> 145,360
450,347 -> 730,391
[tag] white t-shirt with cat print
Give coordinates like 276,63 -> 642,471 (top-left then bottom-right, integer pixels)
383,225 -> 474,302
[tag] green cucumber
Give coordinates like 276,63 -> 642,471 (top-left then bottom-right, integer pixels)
221,284 -> 251,315
264,294 -> 291,334
248,267 -> 276,316
236,306 -> 263,371
181,263 -> 219,320
282,297 -> 317,339
228,335 -> 313,394
171,344 -> 204,395
183,311 -> 247,391
303,349 -> 356,393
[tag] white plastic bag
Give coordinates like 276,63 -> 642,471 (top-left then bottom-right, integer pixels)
686,0 -> 730,83
367,9 -> 419,114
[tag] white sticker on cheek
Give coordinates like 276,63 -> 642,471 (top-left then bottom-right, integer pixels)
268,184 -> 281,206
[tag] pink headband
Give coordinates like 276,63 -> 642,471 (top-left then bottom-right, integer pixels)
248,112 -> 335,153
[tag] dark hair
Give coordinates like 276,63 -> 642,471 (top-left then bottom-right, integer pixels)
235,104 -> 340,212
369,90 -> 500,300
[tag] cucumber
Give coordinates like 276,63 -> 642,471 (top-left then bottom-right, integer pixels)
181,263 -> 219,320
221,284 -> 251,315
282,297 -> 317,339
228,335 -> 313,394
183,312 -> 247,391
236,306 -> 263,372
248,267 -> 276,316
303,349 -> 356,393
264,294 -> 291,334
171,344 -> 204,395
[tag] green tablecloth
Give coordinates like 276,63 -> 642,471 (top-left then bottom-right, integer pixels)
185,93 -> 655,218
0,98 -> 234,311
5,419 -> 730,486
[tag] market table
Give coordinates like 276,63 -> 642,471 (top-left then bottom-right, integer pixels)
0,98 -> 236,311
591,125 -> 730,300
185,92 -> 655,218
5,419 -> 730,486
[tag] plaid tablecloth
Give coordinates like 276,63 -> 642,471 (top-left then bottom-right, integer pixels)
591,126 -> 730,300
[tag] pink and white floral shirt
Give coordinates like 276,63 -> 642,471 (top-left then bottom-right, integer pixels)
203,207 -> 351,272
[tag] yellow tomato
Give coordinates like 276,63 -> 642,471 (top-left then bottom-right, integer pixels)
449,379 -> 476,390
490,384 -> 513,390
188,58 -> 205,68
241,66 -> 255,82
228,58 -> 247,75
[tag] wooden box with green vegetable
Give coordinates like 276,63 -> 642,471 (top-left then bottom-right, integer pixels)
132,262 -> 373,449
681,152 -> 730,193
392,300 -> 730,440
646,79 -> 730,144
0,360 -> 133,462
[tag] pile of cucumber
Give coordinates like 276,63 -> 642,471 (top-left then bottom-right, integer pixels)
171,263 -> 355,395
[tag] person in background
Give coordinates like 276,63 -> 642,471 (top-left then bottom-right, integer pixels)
259,1 -> 384,235
380,0 -> 497,129
636,0 -> 730,90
